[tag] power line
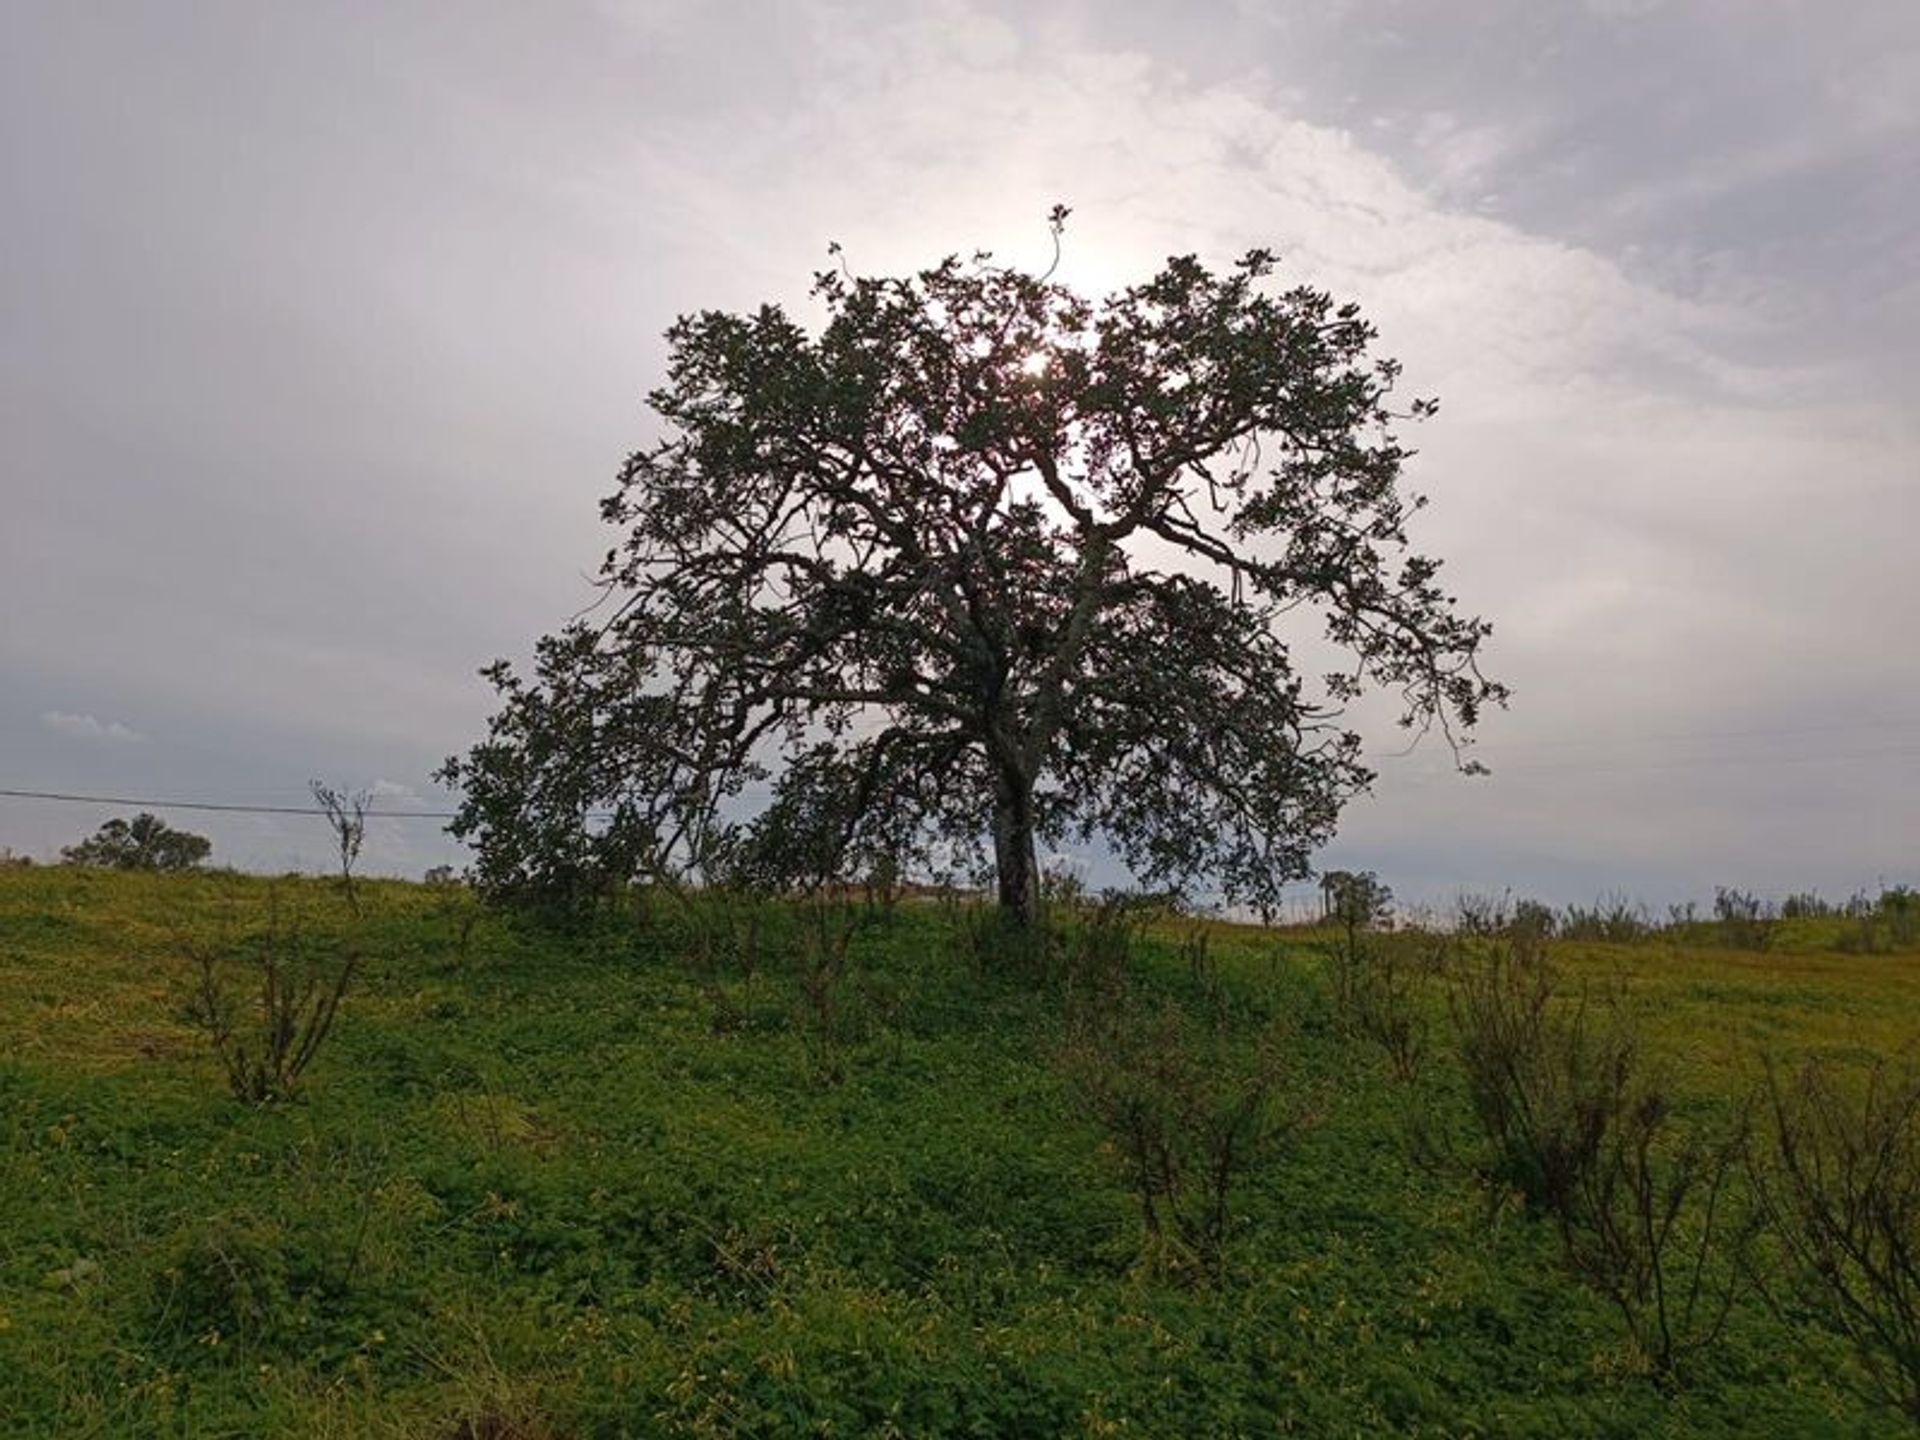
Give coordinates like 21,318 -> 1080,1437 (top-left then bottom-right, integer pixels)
1454,716 -> 1920,757
0,788 -> 458,820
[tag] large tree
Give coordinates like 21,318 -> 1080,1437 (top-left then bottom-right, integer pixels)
442,215 -> 1505,921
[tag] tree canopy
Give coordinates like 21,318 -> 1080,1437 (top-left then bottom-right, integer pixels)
62,812 -> 212,872
442,214 -> 1505,920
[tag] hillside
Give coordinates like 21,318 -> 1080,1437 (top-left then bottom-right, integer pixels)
2,866 -> 1914,1437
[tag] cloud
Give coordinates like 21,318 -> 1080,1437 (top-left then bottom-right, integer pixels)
369,778 -> 420,803
2,0 -> 1914,904
41,710 -> 144,743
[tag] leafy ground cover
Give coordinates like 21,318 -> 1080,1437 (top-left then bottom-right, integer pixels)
1,866 -> 1913,1437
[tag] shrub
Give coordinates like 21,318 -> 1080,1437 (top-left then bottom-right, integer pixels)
1510,899 -> 1558,941
1560,1089 -> 1754,1377
1883,887 -> 1920,949
1453,891 -> 1510,937
152,1214 -> 298,1352
1060,997 -> 1318,1282
1757,1051 -> 1920,1422
1833,887 -> 1917,955
310,781 -> 371,916
1059,890 -> 1158,1000
1448,934 -> 1752,1374
184,899 -> 358,1104
1447,932 -> 1631,1216
1325,925 -> 1436,1084
795,894 -> 860,1084
1782,891 -> 1834,920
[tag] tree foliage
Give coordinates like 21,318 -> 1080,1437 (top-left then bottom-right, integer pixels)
61,812 -> 211,872
441,213 -> 1504,919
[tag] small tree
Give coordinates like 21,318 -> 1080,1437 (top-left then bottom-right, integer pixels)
62,812 -> 210,871
1321,869 -> 1393,931
441,212 -> 1504,925
309,781 -> 370,914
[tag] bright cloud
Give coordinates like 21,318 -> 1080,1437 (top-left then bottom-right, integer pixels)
41,711 -> 144,743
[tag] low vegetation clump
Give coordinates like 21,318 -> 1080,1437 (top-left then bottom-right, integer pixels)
3,865 -> 1920,1435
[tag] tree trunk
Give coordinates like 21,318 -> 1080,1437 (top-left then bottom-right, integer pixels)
992,767 -> 1041,928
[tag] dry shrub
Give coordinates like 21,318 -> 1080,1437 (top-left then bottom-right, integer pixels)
1061,996 -> 1318,1283
1561,1090 -> 1754,1377
184,896 -> 357,1105
1329,930 -> 1441,1085
1757,1050 -> 1920,1421
1447,934 -> 1752,1375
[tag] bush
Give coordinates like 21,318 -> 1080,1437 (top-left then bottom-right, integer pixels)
1882,887 -> 1920,949
1448,932 -> 1631,1216
1758,1051 -> 1920,1422
795,893 -> 860,1085
152,1215 -> 298,1352
1834,886 -> 1920,954
1448,934 -> 1752,1374
1510,899 -> 1558,941
1560,1089 -> 1754,1377
184,899 -> 358,1104
1325,925 -> 1436,1084
1782,892 -> 1835,920
1060,996 -> 1319,1282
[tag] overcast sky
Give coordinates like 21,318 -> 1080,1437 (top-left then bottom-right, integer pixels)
4,1 -> 1915,908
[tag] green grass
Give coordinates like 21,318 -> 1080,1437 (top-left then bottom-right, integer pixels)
1,866 -> 1915,1436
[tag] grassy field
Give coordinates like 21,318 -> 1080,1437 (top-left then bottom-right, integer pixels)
2,865 -> 1917,1437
